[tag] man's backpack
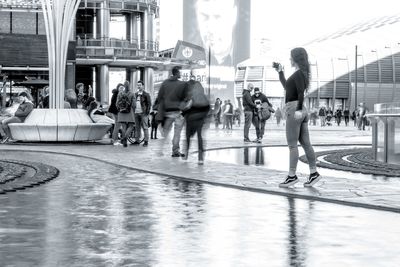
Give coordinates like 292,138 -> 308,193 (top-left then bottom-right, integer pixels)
117,93 -> 132,113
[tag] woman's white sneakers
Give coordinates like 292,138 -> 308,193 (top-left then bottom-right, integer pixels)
279,172 -> 321,188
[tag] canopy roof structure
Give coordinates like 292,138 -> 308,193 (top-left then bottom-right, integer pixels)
13,79 -> 48,87
304,12 -> 400,82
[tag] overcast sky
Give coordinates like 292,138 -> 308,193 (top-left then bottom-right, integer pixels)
159,0 -> 399,52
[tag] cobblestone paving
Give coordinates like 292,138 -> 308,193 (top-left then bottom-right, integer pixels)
0,160 -> 59,193
300,148 -> 400,177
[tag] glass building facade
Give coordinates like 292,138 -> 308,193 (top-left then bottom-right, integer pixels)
0,0 -> 162,106
235,13 -> 400,112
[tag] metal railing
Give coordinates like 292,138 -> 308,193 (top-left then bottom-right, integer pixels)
0,0 -> 159,10
372,102 -> 400,115
80,0 -> 159,10
76,37 -> 160,59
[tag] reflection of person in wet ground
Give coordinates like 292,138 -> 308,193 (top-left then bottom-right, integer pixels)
243,147 -> 264,166
183,75 -> 210,165
286,198 -> 314,266
274,47 -> 321,188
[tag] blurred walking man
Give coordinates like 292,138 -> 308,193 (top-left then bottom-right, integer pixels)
156,66 -> 188,157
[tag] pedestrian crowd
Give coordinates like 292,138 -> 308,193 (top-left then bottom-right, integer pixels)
3,46 -> 375,188
317,103 -> 369,130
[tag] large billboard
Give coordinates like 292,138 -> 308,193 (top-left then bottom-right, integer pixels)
183,0 -> 250,103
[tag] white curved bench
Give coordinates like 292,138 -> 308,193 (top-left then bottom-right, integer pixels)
9,109 -> 112,142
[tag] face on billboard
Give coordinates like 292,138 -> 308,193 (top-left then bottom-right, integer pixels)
195,0 -> 237,65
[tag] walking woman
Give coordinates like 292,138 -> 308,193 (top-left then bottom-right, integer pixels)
273,47 -> 321,187
109,84 -> 125,145
183,75 -> 210,164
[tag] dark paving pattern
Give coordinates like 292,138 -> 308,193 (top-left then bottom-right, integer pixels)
0,160 -> 59,193
300,148 -> 400,177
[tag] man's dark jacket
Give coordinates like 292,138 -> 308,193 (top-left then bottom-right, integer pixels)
135,91 -> 151,115
242,89 -> 256,112
156,76 -> 188,112
251,93 -> 272,109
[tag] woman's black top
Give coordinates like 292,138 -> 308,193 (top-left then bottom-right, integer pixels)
279,70 -> 306,111
108,92 -> 119,114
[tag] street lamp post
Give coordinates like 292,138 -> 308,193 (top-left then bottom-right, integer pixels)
316,62 -> 320,108
331,58 -> 336,110
355,45 -> 358,111
338,57 -> 350,109
385,46 -> 396,99
371,49 -> 380,102
208,46 -> 211,99
310,62 -> 319,108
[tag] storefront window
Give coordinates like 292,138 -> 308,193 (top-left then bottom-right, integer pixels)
12,12 -> 36,34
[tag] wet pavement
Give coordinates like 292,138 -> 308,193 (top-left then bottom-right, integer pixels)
0,151 -> 400,266
1,124 -> 400,265
205,145 -> 400,182
1,124 -> 399,212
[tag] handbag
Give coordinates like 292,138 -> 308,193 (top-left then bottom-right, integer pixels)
260,103 -> 274,120
155,100 -> 165,123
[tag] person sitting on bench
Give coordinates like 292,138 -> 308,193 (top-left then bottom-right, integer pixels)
0,91 -> 34,143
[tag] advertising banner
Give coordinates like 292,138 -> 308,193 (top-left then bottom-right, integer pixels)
183,0 -> 250,103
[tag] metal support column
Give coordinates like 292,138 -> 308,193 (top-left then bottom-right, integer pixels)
144,67 -> 154,99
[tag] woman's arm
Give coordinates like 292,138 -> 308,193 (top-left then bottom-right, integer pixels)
278,71 -> 286,88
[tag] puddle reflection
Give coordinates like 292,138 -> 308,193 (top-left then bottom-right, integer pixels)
205,146 -> 400,183
243,147 -> 265,165
0,152 -> 399,266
